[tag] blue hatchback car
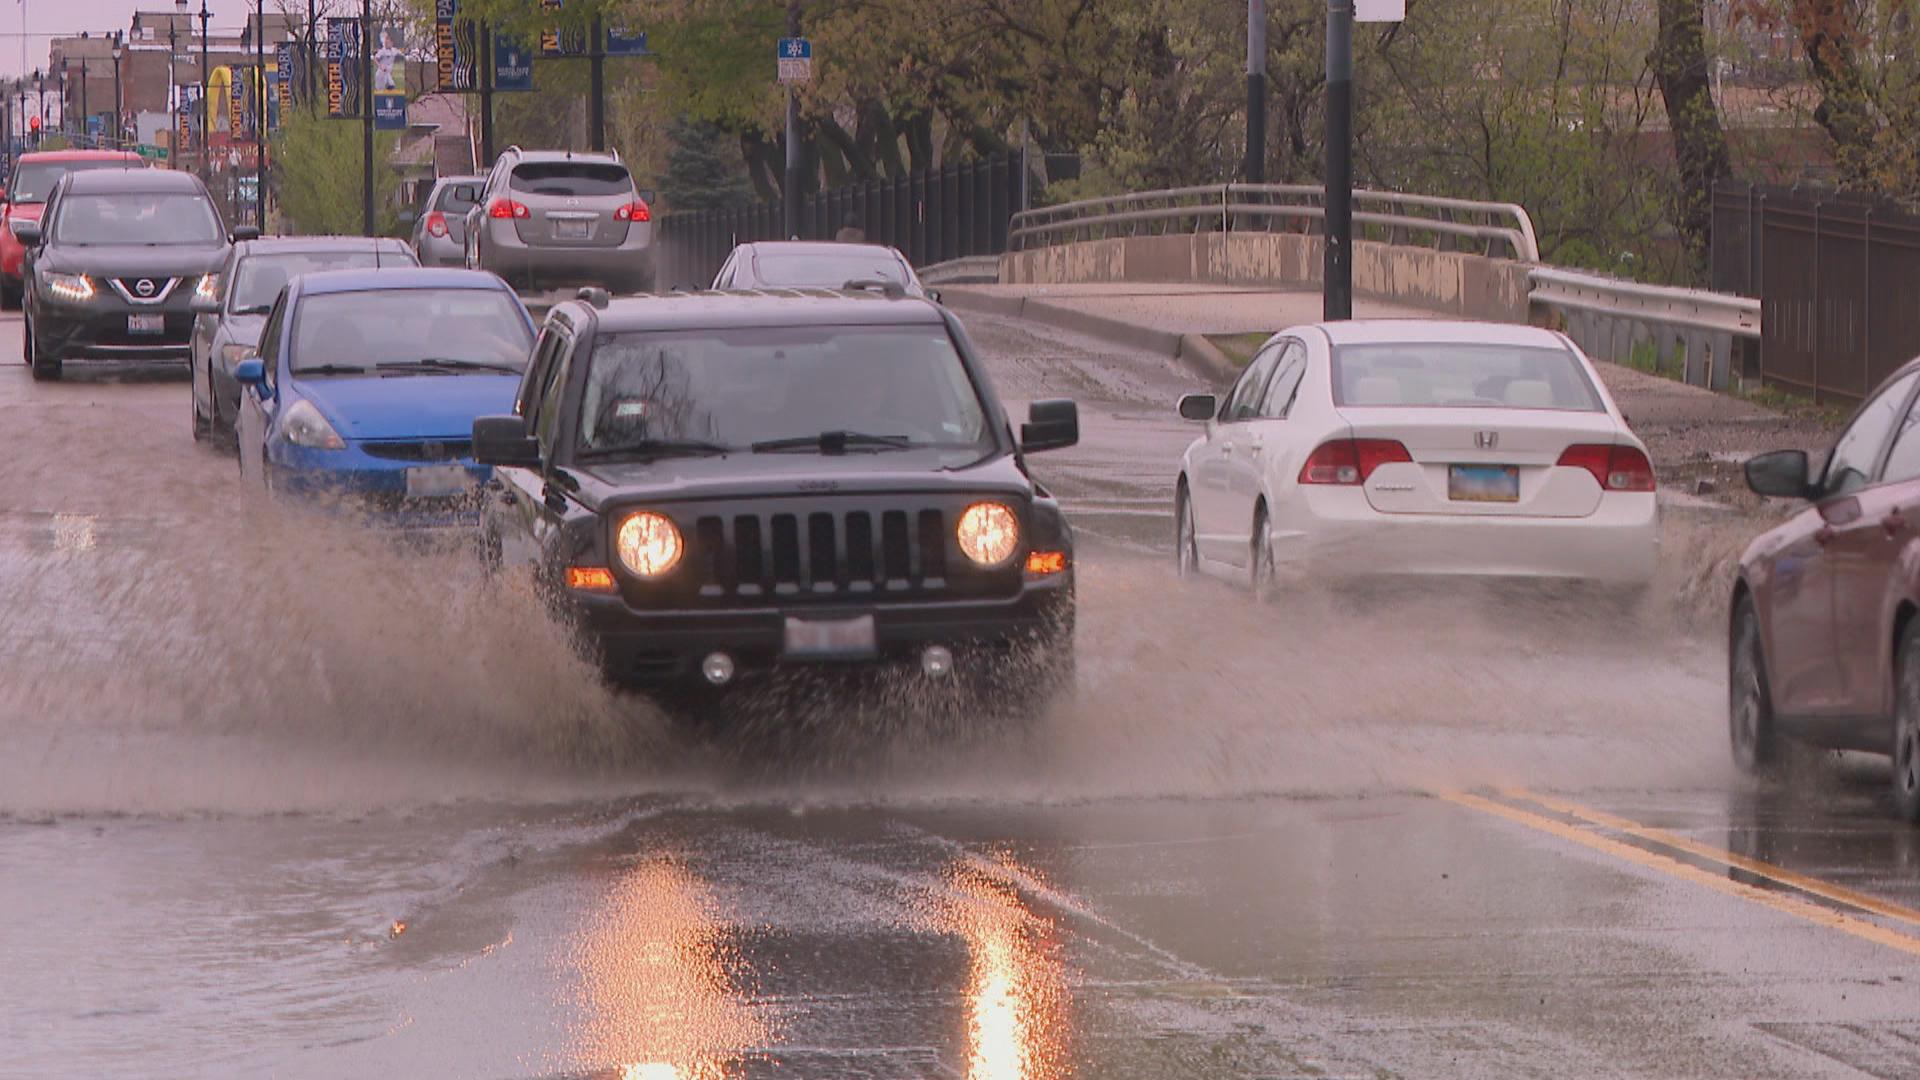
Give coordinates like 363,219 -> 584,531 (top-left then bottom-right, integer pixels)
232,267 -> 536,528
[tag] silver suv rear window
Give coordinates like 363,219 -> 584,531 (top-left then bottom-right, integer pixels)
508,163 -> 632,197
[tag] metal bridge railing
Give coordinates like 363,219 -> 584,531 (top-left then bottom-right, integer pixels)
1007,183 -> 1540,263
1529,266 -> 1760,391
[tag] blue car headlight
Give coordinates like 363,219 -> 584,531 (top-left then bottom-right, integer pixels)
282,399 -> 345,450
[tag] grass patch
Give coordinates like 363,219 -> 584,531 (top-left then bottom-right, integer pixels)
1205,332 -> 1273,369
1732,378 -> 1852,426
1623,339 -> 1684,381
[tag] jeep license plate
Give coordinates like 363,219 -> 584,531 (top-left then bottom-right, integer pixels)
783,614 -> 878,659
406,464 -> 472,499
127,314 -> 165,334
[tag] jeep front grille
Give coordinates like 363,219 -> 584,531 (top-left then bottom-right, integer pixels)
692,508 -> 950,600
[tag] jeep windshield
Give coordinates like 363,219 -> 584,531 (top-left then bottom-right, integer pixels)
576,325 -> 993,456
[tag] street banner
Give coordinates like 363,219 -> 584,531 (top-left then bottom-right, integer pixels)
540,0 -> 586,57
605,27 -> 648,56
493,34 -> 533,91
434,0 -> 476,92
229,68 -> 246,141
176,85 -> 196,145
373,93 -> 407,131
275,43 -> 293,117
372,22 -> 406,94
327,17 -> 363,118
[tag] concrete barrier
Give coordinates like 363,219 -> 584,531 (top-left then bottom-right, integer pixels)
999,233 -> 1532,324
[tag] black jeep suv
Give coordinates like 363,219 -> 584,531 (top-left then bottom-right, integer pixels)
19,168 -> 233,381
473,287 -> 1079,706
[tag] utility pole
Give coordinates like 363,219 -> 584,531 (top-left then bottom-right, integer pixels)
78,58 -> 88,145
361,0 -> 373,236
1323,0 -> 1353,321
255,0 -> 267,229
199,0 -> 211,180
588,14 -> 604,152
112,34 -> 124,148
782,0 -> 801,239
1245,0 -> 1265,184
306,0 -> 317,106
478,21 -> 493,166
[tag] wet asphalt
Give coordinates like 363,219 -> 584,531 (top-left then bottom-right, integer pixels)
2,307 -> 1919,1079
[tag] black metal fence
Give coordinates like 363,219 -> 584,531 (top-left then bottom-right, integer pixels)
1713,181 -> 1920,404
655,153 -> 1026,289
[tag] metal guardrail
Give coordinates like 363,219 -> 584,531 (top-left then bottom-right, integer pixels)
1008,183 -> 1540,263
918,255 -> 1001,285
1529,267 -> 1760,392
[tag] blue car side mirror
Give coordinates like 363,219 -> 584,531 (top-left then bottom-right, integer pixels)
233,357 -> 266,389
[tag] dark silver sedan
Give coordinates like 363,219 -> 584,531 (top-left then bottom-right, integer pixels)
409,175 -> 482,268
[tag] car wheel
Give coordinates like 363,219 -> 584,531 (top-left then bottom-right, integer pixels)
1249,507 -> 1277,602
1894,621 -> 1920,823
1729,593 -> 1778,775
1174,484 -> 1199,578
190,365 -> 210,442
26,313 -> 60,382
0,280 -> 20,311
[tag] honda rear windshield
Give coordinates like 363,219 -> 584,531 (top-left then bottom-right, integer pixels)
508,163 -> 633,197
1331,343 -> 1604,411
576,326 -> 991,453
10,159 -> 139,204
52,192 -> 224,246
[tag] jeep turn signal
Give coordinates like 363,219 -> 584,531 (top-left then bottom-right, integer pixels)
566,566 -> 617,592
1025,550 -> 1068,576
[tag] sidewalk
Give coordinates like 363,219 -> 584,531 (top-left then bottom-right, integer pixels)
945,281 -> 1843,507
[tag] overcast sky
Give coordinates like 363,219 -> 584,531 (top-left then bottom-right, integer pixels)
2,1 -> 275,79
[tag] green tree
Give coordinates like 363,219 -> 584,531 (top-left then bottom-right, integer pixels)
659,116 -> 754,211
272,103 -> 402,235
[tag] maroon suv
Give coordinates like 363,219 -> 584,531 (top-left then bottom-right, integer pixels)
1732,358 -> 1920,821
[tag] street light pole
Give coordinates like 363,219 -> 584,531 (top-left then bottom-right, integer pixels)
1323,0 -> 1353,321
256,0 -> 267,230
112,34 -> 124,149
1245,0 -> 1265,184
588,14 -> 604,152
361,0 -> 373,236
782,0 -> 801,239
199,0 -> 211,180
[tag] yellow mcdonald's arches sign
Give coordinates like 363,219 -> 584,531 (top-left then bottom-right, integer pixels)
207,65 -> 231,133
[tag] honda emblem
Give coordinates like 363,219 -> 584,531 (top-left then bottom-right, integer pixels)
1475,431 -> 1499,450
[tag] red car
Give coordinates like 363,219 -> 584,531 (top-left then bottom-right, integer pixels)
1733,357 -> 1920,821
1,149 -> 145,309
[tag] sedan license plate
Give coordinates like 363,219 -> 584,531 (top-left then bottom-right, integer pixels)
1449,464 -> 1520,503
405,464 -> 472,499
127,314 -> 165,334
553,219 -> 590,240
783,614 -> 878,660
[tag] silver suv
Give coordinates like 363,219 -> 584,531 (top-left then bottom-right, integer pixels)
463,147 -> 654,293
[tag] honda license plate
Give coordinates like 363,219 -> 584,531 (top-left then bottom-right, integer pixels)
127,314 -> 165,334
783,614 -> 878,659
554,219 -> 590,240
405,464 -> 472,499
1449,464 -> 1520,503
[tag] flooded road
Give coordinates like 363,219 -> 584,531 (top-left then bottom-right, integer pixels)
3,308 -> 1918,1078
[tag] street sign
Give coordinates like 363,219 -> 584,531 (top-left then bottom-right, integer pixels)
777,37 -> 811,84
373,93 -> 407,131
1354,0 -> 1406,21
494,35 -> 533,91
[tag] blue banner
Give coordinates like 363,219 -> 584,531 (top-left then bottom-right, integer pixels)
373,93 -> 407,131
493,35 -> 533,91
605,28 -> 648,56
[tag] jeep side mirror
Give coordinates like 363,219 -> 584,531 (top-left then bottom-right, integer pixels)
1177,393 -> 1217,421
473,415 -> 541,468
1745,448 -> 1813,499
1020,398 -> 1078,453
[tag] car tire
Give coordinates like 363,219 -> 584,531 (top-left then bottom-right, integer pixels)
0,280 -> 20,311
1893,620 -> 1920,823
1174,484 -> 1199,578
1729,593 -> 1779,775
26,313 -> 60,382
1249,506 -> 1277,602
190,364 -> 210,442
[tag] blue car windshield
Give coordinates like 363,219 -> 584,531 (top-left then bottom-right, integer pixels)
290,289 -> 532,374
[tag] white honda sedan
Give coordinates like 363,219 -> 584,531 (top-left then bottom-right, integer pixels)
1173,320 -> 1657,595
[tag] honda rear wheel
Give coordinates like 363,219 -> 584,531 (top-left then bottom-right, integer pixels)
1250,508 -> 1277,603
1893,622 -> 1920,823
1174,485 -> 1199,578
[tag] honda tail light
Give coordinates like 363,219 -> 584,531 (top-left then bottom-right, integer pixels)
614,199 -> 652,223
425,211 -> 448,238
487,198 -> 529,220
1298,438 -> 1413,485
1558,444 -> 1656,492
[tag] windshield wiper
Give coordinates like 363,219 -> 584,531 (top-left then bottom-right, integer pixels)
752,431 -> 915,454
296,363 -> 369,376
578,439 -> 733,460
379,358 -> 522,374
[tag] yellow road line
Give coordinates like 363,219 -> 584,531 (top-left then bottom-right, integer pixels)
1504,787 -> 1920,931
1438,790 -> 1920,960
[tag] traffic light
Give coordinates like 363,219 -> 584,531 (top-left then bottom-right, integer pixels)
28,116 -> 39,132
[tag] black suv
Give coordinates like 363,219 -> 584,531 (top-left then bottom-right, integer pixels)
472,287 -> 1079,705
19,169 -> 233,380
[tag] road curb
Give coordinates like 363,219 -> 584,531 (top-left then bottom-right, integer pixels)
944,287 -> 1237,386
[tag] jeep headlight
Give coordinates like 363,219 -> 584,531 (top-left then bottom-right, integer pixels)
616,511 -> 682,578
281,399 -> 345,450
43,271 -> 94,302
956,501 -> 1019,567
